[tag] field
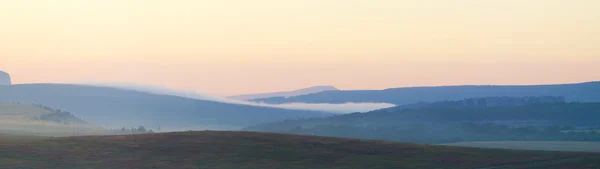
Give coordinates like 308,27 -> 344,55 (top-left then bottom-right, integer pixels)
441,141 -> 600,153
0,131 -> 599,169
0,103 -> 108,136
562,129 -> 600,134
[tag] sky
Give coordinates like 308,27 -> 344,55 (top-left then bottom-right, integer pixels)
1,0 -> 599,96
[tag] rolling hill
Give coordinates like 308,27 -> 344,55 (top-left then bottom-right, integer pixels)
251,81 -> 600,105
229,85 -> 339,101
0,131 -> 598,169
0,84 -> 332,131
0,103 -> 106,136
244,97 -> 600,144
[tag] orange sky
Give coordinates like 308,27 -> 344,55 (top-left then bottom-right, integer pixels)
1,0 -> 599,96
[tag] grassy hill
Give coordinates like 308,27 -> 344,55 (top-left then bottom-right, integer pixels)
0,103 -> 106,136
441,141 -> 600,153
0,131 -> 599,169
0,103 -> 53,118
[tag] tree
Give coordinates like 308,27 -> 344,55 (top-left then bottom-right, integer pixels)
137,126 -> 147,133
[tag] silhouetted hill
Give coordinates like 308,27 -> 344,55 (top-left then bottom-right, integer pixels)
251,82 -> 600,105
1,131 -> 598,169
0,84 -> 331,130
229,86 -> 339,100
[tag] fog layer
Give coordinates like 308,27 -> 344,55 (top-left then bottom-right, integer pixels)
91,83 -> 395,113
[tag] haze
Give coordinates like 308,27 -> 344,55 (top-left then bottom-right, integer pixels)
1,0 -> 599,95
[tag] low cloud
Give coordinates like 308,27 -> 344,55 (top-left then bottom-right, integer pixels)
88,83 -> 395,113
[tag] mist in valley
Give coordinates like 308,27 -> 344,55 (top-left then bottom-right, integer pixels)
89,83 -> 396,113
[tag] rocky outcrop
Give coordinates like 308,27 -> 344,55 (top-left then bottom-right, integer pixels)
0,70 -> 10,86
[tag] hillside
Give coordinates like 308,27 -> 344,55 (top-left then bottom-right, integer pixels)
251,81 -> 600,105
0,131 -> 599,169
245,98 -> 600,143
0,84 -> 331,130
0,103 -> 105,136
229,86 -> 339,101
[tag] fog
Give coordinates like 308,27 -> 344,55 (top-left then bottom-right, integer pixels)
89,83 -> 395,113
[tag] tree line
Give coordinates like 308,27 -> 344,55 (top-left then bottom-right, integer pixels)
109,126 -> 155,134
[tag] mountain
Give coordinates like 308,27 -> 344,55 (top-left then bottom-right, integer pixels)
228,85 -> 339,101
251,81 -> 600,105
0,84 -> 332,131
244,97 -> 600,144
1,131 -> 598,169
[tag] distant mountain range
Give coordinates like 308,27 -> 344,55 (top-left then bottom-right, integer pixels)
0,84 -> 332,131
228,86 -> 339,101
251,81 -> 600,105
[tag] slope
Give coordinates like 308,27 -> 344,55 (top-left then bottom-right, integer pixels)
229,85 -> 339,100
0,131 -> 598,169
0,84 -> 331,130
252,81 -> 600,105
0,103 -> 105,136
244,97 -> 600,143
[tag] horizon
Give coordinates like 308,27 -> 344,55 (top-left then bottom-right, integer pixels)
2,67 -> 600,96
1,78 -> 599,97
2,0 -> 599,96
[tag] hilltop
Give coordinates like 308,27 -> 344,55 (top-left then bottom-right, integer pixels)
229,85 -> 339,101
251,81 -> 600,105
0,131 -> 598,169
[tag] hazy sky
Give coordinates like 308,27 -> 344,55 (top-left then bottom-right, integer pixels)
1,0 -> 599,95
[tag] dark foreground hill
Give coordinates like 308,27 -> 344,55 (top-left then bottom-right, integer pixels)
252,81 -> 600,105
0,131 -> 599,169
0,84 -> 330,130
